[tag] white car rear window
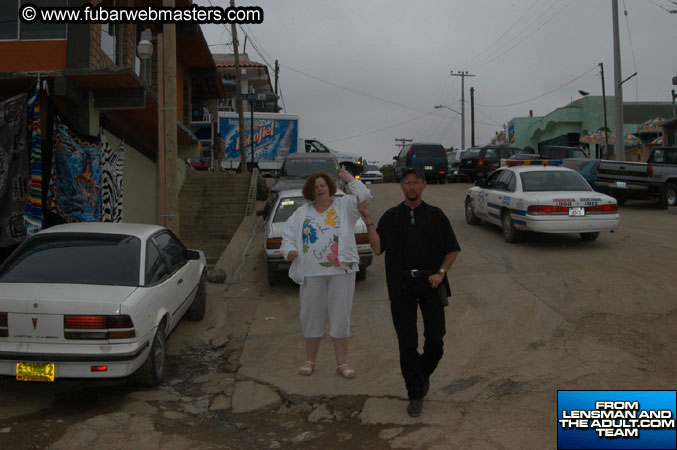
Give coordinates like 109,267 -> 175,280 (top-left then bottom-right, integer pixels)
0,234 -> 141,286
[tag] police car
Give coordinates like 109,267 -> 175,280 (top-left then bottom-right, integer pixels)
464,160 -> 620,243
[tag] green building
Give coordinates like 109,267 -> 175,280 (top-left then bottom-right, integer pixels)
508,96 -> 674,158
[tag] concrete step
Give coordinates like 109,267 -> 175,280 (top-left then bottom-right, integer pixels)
181,186 -> 249,195
182,238 -> 232,254
179,196 -> 249,205
180,210 -> 244,224
180,220 -> 242,232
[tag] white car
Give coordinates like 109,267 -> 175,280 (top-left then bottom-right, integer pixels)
0,223 -> 207,386
356,164 -> 384,184
464,160 -> 620,242
260,189 -> 373,285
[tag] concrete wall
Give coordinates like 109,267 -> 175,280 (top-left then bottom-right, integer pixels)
88,99 -> 158,225
121,140 -> 158,225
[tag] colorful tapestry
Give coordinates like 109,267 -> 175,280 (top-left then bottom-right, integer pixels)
101,134 -> 124,223
48,115 -> 103,222
0,93 -> 29,248
24,83 -> 43,235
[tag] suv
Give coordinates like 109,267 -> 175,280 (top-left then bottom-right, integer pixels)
459,146 -> 522,181
263,153 -> 343,218
393,142 -> 447,183
270,153 -> 342,195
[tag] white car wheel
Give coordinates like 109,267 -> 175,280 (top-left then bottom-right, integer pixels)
135,326 -> 166,387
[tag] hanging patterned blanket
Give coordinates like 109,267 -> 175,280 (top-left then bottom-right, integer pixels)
0,93 -> 29,248
48,115 -> 103,222
24,83 -> 43,235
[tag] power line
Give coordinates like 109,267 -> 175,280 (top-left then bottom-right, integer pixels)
622,0 -> 639,101
283,65 -> 429,114
238,24 -> 275,71
325,112 -> 433,144
477,64 -> 598,108
277,78 -> 286,112
469,0 -> 575,71
460,0 -> 540,69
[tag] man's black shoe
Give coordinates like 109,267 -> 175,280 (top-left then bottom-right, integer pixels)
407,397 -> 423,417
422,377 -> 430,397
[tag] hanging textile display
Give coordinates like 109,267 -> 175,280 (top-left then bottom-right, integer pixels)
48,114 -> 103,222
24,82 -> 43,235
0,93 -> 29,248
100,134 -> 125,223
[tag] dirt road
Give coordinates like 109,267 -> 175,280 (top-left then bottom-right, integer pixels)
1,182 -> 675,449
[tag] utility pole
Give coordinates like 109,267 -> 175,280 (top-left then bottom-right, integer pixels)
600,63 -> 610,159
231,0 -> 247,173
450,71 -> 475,150
470,87 -> 476,147
274,59 -> 280,112
162,0 -> 179,236
612,0 -> 624,161
395,138 -> 412,151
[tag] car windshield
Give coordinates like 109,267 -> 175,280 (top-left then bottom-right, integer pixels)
282,159 -> 337,177
273,196 -> 309,223
273,194 -> 345,223
0,234 -> 141,286
367,164 -> 379,171
520,170 -> 592,192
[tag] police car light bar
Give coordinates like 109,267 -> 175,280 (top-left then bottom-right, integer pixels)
506,159 -> 563,166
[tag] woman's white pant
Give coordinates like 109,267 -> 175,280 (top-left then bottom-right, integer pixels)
299,272 -> 356,338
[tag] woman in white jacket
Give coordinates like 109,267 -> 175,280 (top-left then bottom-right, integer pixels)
280,170 -> 372,379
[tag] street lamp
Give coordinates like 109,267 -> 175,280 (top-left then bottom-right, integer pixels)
434,104 -> 462,116
434,104 -> 463,149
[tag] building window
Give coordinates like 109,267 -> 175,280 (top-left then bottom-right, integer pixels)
0,0 -> 67,41
101,23 -> 117,63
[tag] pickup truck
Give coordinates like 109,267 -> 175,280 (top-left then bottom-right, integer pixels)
595,146 -> 677,208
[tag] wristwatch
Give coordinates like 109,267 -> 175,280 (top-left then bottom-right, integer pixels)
437,268 -> 446,276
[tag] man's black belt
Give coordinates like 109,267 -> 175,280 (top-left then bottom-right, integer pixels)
402,269 -> 436,279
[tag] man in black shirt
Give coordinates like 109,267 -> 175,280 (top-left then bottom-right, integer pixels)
358,166 -> 461,417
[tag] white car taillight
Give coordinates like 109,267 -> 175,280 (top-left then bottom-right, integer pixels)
64,315 -> 136,340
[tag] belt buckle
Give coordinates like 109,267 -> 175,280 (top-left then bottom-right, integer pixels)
410,269 -> 420,277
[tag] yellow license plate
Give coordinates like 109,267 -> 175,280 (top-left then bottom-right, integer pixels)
16,362 -> 55,382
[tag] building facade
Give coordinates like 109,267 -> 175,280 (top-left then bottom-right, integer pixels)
508,96 -> 675,157
0,0 -> 224,241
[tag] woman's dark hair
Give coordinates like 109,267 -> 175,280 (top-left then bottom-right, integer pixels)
302,172 -> 337,201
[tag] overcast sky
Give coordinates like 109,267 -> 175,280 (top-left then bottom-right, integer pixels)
196,0 -> 677,165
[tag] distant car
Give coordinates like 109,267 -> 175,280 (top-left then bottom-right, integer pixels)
464,160 -> 620,243
538,146 -> 589,159
459,146 -> 523,181
393,142 -> 447,184
356,164 -> 383,184
0,223 -> 207,386
447,149 -> 466,182
270,153 -> 342,195
260,189 -> 373,285
508,153 -> 541,161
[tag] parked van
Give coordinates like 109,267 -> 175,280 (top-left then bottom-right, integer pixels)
393,142 -> 448,183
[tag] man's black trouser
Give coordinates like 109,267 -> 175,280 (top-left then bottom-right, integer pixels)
390,278 -> 446,400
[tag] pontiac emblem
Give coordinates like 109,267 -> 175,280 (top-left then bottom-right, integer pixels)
32,318 -> 38,329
